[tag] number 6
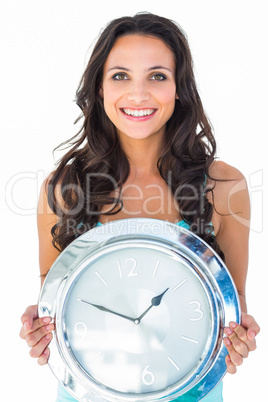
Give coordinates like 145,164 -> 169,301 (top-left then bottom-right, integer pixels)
142,365 -> 155,386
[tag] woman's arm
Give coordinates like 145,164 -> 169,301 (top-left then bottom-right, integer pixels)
210,161 -> 260,374
37,178 -> 61,282
20,177 -> 60,365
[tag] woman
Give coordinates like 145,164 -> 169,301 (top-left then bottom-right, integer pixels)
20,12 -> 260,401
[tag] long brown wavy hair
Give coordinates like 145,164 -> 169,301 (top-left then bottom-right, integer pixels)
47,12 -> 224,259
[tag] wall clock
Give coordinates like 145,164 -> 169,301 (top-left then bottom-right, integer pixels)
38,218 -> 240,401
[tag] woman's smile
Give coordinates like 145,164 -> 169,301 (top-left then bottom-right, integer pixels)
120,107 -> 157,120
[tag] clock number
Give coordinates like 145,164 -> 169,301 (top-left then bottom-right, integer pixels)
189,301 -> 204,321
142,365 -> 155,386
74,321 -> 88,341
126,257 -> 138,277
117,258 -> 138,278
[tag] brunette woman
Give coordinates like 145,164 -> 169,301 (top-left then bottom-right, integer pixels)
20,13 -> 260,401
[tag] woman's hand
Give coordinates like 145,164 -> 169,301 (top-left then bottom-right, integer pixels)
224,312 -> 260,374
20,305 -> 54,365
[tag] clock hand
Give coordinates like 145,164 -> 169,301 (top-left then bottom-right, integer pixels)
137,288 -> 169,323
77,298 -> 137,324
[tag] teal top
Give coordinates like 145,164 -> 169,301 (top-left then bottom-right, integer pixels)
57,381 -> 223,401
96,219 -> 191,230
96,218 -> 214,236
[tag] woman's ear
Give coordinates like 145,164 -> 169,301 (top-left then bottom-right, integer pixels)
175,93 -> 179,100
99,86 -> 104,98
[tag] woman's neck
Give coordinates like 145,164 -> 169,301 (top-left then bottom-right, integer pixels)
118,133 -> 164,177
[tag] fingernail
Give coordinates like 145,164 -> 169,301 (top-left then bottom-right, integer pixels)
42,317 -> 51,324
225,327 -> 233,336
229,322 -> 238,329
24,321 -> 30,330
46,324 -> 54,331
224,338 -> 231,346
45,333 -> 52,340
250,331 -> 256,339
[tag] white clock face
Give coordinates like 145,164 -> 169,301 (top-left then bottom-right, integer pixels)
61,243 -> 214,396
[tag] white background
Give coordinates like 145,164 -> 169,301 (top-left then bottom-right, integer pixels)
1,0 -> 267,400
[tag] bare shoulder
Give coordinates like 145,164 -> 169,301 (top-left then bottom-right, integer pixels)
38,169 -> 67,213
37,172 -> 53,211
207,160 -> 250,229
209,160 -> 245,182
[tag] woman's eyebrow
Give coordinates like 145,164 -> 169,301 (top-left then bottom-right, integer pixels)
106,65 -> 173,73
148,65 -> 173,73
107,66 -> 130,72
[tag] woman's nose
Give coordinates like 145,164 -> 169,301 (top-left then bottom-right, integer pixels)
127,81 -> 150,103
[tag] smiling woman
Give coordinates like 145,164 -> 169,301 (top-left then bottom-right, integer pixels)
19,11 -> 260,402
100,35 -> 178,142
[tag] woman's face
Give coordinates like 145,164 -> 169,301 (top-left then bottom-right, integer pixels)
101,34 -> 178,143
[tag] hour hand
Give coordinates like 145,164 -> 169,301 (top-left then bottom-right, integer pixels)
77,298 -> 137,323
137,288 -> 169,322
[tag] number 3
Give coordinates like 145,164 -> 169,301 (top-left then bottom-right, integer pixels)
189,301 -> 204,321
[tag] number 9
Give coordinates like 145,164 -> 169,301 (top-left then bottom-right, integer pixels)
74,321 -> 88,341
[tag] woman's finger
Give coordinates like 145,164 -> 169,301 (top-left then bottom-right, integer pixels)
241,312 -> 261,341
223,336 -> 243,366
229,322 -> 257,352
25,323 -> 54,348
29,332 -> 53,359
37,347 -> 50,366
225,354 -> 237,375
20,305 -> 39,338
225,325 -> 249,358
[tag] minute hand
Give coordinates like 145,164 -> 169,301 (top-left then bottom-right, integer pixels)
136,288 -> 169,323
77,299 -> 137,323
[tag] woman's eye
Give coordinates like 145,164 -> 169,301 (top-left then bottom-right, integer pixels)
112,73 -> 128,80
150,74 -> 166,81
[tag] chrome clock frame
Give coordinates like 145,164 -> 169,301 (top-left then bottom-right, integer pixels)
38,218 -> 241,401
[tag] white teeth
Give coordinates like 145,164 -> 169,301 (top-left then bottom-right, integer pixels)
122,108 -> 155,117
